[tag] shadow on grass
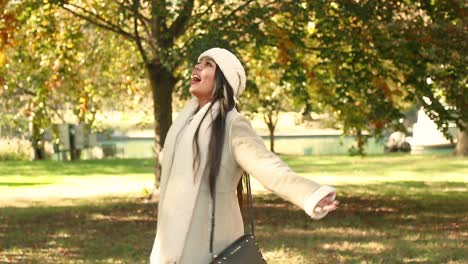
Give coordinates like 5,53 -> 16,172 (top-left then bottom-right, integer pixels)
0,181 -> 467,263
251,181 -> 467,263
0,198 -> 158,263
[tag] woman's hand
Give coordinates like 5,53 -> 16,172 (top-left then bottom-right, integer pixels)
314,192 -> 339,215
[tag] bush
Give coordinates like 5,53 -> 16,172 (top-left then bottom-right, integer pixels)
0,138 -> 32,161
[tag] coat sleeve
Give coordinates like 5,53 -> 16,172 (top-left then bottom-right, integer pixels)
230,115 -> 336,220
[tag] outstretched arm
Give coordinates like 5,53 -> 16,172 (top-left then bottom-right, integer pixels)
230,115 -> 339,219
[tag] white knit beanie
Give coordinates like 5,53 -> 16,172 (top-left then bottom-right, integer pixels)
197,47 -> 246,98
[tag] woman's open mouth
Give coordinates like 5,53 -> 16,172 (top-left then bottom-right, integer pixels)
191,74 -> 201,85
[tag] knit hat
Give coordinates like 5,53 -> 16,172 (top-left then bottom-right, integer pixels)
197,48 -> 246,98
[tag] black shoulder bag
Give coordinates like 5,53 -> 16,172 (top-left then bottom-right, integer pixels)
209,174 -> 267,264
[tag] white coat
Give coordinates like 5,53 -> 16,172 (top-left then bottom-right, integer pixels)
150,107 -> 336,264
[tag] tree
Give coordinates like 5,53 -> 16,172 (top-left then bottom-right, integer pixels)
241,46 -> 294,153
1,2 -> 145,159
0,0 -> 22,137
51,0 -> 309,195
0,0 -> 18,71
240,4 -> 316,153
297,1 -> 408,155
378,1 -> 467,155
299,1 -> 466,155
325,0 -> 467,155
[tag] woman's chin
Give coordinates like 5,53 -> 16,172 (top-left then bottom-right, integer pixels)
189,88 -> 201,99
189,86 -> 197,95
189,82 -> 199,91
189,85 -> 205,95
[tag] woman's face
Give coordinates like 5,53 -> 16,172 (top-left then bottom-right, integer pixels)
190,57 -> 217,103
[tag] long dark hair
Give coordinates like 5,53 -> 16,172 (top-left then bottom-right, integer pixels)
192,66 -> 236,200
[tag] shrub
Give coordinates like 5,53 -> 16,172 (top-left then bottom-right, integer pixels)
0,138 -> 32,161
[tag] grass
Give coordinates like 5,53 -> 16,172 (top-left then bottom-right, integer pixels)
0,159 -> 155,207
0,154 -> 467,263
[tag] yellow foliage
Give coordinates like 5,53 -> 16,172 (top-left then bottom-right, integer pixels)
0,52 -> 6,67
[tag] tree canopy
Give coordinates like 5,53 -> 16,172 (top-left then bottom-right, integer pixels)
2,0 -> 466,162
1,1 -> 145,159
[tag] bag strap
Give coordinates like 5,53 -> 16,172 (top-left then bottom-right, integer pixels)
209,173 -> 255,256
245,173 -> 255,236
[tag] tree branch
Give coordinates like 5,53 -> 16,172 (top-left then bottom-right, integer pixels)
61,3 -> 137,41
115,0 -> 151,23
220,0 -> 257,24
168,0 -> 195,40
132,0 -> 149,65
14,88 -> 36,96
137,14 -> 158,54
50,106 -> 67,123
112,0 -> 155,51
152,0 -> 168,46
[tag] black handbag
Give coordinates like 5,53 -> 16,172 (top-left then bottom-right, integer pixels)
209,174 -> 267,264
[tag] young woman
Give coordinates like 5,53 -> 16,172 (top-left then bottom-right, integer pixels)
150,48 -> 339,264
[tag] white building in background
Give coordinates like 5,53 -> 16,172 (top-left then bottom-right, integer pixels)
408,108 -> 457,153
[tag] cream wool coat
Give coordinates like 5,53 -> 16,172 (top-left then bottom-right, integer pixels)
150,107 -> 336,264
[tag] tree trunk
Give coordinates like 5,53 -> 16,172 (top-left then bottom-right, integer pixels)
454,122 -> 468,156
355,129 -> 366,156
69,125 -> 79,161
264,111 -> 277,153
146,61 -> 176,201
31,120 -> 46,160
268,124 -> 275,153
33,145 -> 46,160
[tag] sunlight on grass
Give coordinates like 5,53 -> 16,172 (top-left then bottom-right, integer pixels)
314,227 -> 389,238
89,213 -> 153,222
1,246 -> 80,263
0,175 -> 153,207
402,257 -> 429,263
49,231 -> 72,239
263,246 -> 308,264
321,241 -> 388,253
0,159 -> 156,208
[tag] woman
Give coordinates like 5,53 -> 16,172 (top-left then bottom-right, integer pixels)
150,48 -> 339,264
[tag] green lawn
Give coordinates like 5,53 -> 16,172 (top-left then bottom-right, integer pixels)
0,155 -> 467,263
0,159 -> 155,207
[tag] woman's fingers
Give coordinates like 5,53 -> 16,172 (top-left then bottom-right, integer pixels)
314,200 -> 340,213
314,192 -> 340,214
323,200 -> 339,211
317,194 -> 336,207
